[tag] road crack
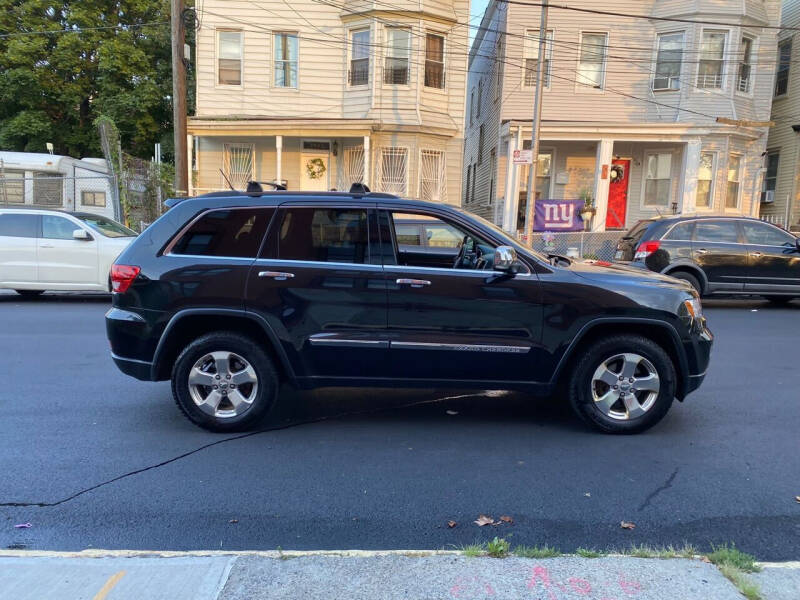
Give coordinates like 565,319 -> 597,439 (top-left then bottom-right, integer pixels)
0,392 -> 489,509
638,467 -> 679,511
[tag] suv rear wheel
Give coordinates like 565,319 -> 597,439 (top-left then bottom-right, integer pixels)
172,332 -> 279,432
568,335 -> 675,434
668,271 -> 701,296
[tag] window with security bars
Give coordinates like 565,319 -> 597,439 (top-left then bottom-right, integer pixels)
384,28 -> 410,85
419,150 -> 446,202
737,37 -> 754,93
338,146 -> 365,190
652,32 -> 683,91
349,30 -> 369,86
379,147 -> 408,195
523,29 -> 552,87
33,173 -> 63,206
0,170 -> 24,203
698,31 -> 726,89
424,33 -> 445,89
222,143 -> 254,190
775,38 -> 792,97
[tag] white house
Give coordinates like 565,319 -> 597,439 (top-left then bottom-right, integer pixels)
0,151 -> 118,220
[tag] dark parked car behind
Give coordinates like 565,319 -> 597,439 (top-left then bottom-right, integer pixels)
107,189 -> 712,435
615,215 -> 800,302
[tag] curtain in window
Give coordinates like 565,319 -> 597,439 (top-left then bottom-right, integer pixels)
578,33 -> 607,88
218,31 -> 242,85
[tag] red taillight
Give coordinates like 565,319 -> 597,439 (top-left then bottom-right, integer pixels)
634,240 -> 661,260
110,264 -> 140,293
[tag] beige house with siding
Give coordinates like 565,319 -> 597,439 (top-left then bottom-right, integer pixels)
763,0 -> 800,232
188,0 -> 467,204
464,0 -> 781,235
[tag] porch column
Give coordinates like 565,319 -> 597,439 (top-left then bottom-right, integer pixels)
186,134 -> 194,196
680,138 -> 701,214
363,135 -> 371,188
502,133 -> 517,232
593,139 -> 614,232
504,127 -> 523,234
275,135 -> 283,185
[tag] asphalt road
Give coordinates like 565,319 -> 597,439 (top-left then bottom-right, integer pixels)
0,293 -> 798,560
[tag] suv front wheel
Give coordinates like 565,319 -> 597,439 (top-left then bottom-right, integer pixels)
569,335 -> 675,434
172,332 -> 279,432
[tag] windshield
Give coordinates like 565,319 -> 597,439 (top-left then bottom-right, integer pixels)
451,206 -> 548,262
77,214 -> 137,238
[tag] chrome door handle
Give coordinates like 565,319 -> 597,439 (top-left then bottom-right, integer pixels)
258,271 -> 295,280
40,243 -> 54,248
750,252 -> 763,258
696,248 -> 709,254
396,278 -> 431,288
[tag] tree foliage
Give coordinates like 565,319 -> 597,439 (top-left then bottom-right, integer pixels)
0,0 -> 188,159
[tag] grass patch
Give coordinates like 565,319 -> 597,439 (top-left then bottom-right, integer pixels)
707,543 -> 760,573
514,545 -> 562,559
575,547 -> 604,558
486,537 -> 510,558
623,543 -> 698,559
460,543 -> 485,558
718,564 -> 762,600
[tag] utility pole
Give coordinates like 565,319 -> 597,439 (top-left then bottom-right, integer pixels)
524,0 -> 548,245
171,0 -> 188,196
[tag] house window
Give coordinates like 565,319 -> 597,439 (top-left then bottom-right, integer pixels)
0,170 -> 24,203
33,173 -> 63,206
222,143 -> 254,190
762,151 -> 779,202
465,164 -> 471,204
81,191 -> 106,207
274,32 -> 298,88
737,36 -> 754,93
379,147 -> 408,195
494,38 -> 503,101
477,124 -> 485,165
725,154 -> 741,209
384,28 -> 410,85
697,30 -> 726,89
523,29 -> 553,87
775,38 -> 792,96
644,152 -> 672,207
470,164 -> 476,204
488,149 -> 496,206
577,32 -> 608,89
477,79 -> 483,117
349,29 -> 370,86
469,88 -> 475,126
424,33 -> 445,89
652,32 -> 683,91
218,30 -> 242,86
419,149 -> 446,202
697,152 -> 715,209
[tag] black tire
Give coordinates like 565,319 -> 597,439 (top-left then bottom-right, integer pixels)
764,295 -> 794,305
568,335 -> 676,434
669,271 -> 702,296
172,332 -> 279,432
14,290 -> 44,298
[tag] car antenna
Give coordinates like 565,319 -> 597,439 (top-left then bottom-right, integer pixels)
219,169 -> 237,192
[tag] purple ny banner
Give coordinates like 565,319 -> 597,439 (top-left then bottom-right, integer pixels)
533,199 -> 585,232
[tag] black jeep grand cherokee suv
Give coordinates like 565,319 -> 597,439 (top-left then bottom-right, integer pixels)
106,190 -> 712,434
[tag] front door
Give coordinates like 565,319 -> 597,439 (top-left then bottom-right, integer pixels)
740,219 -> 800,294
37,214 -> 98,285
379,208 -> 545,385
300,153 -> 330,191
606,159 -> 630,229
246,205 -> 389,380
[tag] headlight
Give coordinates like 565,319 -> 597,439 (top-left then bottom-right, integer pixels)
682,297 -> 703,322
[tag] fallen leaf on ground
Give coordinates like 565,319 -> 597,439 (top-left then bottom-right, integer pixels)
701,556 -> 712,563
499,515 -> 513,524
13,523 -> 31,529
447,520 -> 457,528
584,493 -> 591,497
446,410 -> 459,415
620,521 -> 636,530
229,519 -> 238,524
474,514 -> 496,527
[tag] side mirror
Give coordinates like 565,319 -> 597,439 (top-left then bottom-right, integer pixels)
73,229 -> 91,240
494,245 -> 518,272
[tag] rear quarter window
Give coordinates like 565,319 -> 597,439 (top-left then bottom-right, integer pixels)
170,208 -> 274,257
0,213 -> 38,238
663,221 -> 694,241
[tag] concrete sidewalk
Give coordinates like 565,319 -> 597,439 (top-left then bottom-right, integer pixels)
0,550 -> 797,600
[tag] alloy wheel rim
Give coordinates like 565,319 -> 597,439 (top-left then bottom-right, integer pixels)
187,351 -> 259,419
590,353 -> 660,421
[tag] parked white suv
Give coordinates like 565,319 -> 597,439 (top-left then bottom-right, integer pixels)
0,208 -> 136,296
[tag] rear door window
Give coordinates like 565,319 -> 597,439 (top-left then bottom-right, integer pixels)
694,220 -> 740,243
741,221 -> 795,247
171,208 -> 274,257
271,207 -> 369,264
663,221 -> 694,241
0,213 -> 38,238
395,223 -> 422,246
423,223 -> 462,247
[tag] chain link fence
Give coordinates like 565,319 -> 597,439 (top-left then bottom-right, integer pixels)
0,173 -> 119,217
523,231 -> 623,261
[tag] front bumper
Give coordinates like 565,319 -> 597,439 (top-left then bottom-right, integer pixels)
679,322 -> 713,398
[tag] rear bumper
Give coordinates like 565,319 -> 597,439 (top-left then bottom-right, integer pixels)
106,307 -> 161,381
111,353 -> 153,381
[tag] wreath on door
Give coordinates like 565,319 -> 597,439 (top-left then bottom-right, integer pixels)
609,164 -> 625,183
306,158 -> 327,180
